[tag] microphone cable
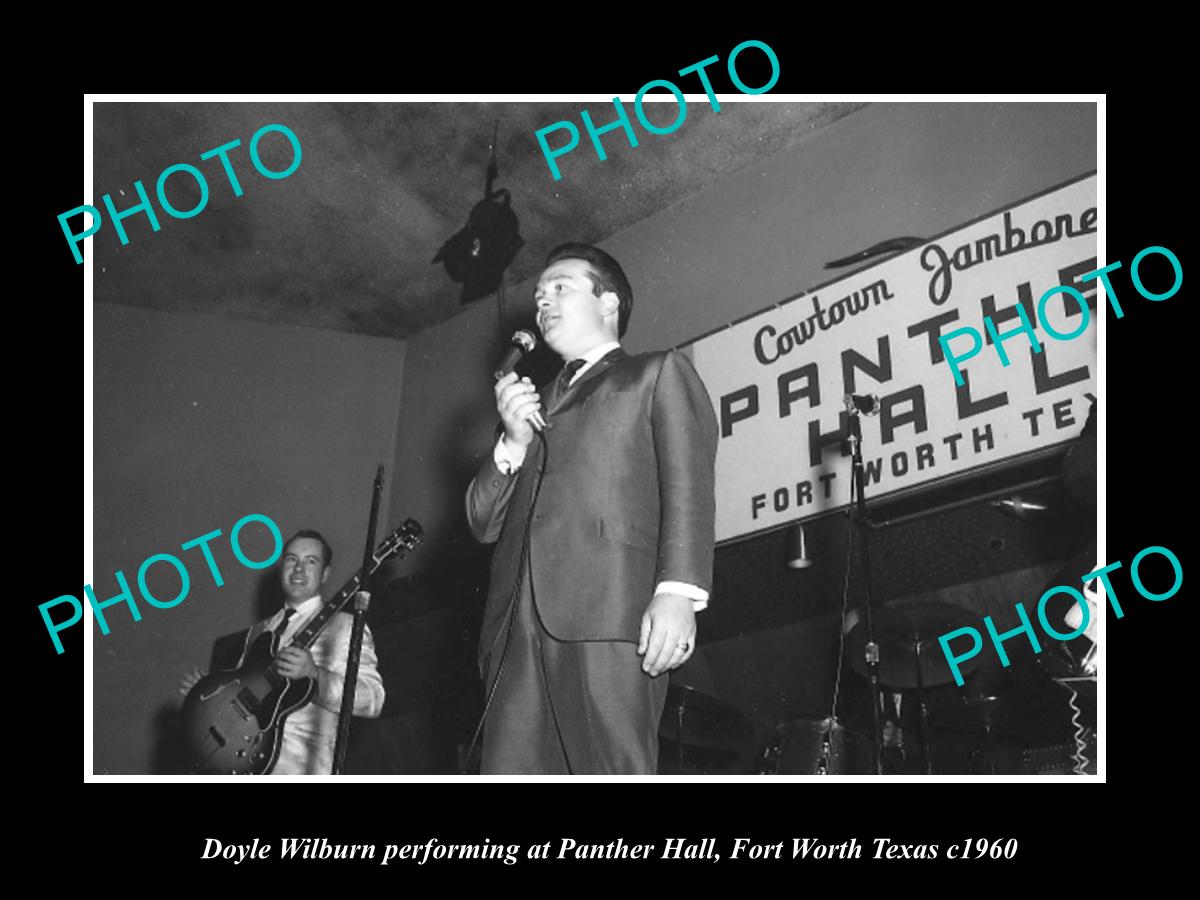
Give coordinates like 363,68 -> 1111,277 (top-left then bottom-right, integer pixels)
463,426 -> 550,772
1064,681 -> 1091,776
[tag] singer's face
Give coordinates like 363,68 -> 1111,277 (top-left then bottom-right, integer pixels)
534,259 -> 618,359
279,537 -> 331,605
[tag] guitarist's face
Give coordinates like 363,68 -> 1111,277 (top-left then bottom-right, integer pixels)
280,537 -> 331,605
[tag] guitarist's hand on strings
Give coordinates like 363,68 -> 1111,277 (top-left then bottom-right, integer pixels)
276,646 -> 318,680
177,667 -> 207,697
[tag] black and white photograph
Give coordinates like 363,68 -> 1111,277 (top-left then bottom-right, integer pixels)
78,94 -> 1106,780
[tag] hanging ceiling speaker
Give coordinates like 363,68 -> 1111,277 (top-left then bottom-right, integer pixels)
433,122 -> 524,304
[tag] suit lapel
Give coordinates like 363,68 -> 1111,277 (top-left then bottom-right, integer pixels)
546,347 -> 626,416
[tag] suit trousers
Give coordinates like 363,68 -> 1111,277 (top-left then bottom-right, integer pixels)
480,571 -> 668,775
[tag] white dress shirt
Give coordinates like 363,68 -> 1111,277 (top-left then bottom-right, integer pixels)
493,341 -> 709,611
244,594 -> 386,775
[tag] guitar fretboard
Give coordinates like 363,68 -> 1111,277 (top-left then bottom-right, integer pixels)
284,519 -> 422,653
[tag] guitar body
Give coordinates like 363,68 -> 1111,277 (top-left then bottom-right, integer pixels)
181,629 -> 316,775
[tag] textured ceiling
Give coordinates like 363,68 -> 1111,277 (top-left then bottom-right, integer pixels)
92,100 -> 867,338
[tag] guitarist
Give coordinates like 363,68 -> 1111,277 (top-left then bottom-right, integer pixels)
176,530 -> 386,774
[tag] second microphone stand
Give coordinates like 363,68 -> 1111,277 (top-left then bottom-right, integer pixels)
331,465 -> 385,775
845,397 -> 886,776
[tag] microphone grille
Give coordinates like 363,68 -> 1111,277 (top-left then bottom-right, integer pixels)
511,329 -> 538,352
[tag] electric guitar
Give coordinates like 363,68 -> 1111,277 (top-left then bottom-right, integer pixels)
181,519 -> 422,774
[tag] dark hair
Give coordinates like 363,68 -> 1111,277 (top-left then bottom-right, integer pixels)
284,529 -> 333,568
544,242 -> 633,338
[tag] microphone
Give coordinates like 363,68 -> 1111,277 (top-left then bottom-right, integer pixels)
493,329 -> 539,380
493,329 -> 546,432
843,393 -> 880,416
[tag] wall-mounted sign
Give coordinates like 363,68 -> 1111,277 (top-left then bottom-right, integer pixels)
687,174 -> 1097,543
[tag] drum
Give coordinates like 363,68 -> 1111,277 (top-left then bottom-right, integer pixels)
761,716 -> 872,775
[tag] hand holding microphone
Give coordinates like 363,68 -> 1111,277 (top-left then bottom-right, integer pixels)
494,329 -> 546,443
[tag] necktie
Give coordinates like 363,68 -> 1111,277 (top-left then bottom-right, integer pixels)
273,608 -> 297,641
557,358 -> 586,394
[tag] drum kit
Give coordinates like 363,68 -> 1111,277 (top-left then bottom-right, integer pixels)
658,684 -> 753,775
660,595 -> 1096,775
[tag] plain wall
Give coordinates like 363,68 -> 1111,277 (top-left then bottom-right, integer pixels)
388,101 -> 1097,573
92,303 -> 405,774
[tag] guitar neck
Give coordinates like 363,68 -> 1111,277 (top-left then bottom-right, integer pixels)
288,573 -> 366,651
283,518 -> 422,653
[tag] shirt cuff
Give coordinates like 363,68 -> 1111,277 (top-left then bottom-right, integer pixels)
655,581 -> 709,612
493,434 -> 527,474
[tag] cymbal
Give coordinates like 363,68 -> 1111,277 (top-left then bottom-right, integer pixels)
659,684 -> 752,750
927,661 -> 1067,736
847,601 -> 985,689
928,690 -> 1064,736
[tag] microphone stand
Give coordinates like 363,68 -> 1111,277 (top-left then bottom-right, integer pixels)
845,398 -> 885,776
332,464 -> 385,775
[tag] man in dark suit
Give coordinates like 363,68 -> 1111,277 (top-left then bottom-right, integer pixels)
465,243 -> 718,774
